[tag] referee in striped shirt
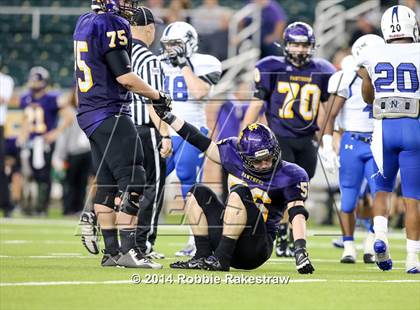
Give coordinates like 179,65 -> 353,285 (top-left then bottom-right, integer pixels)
130,7 -> 172,259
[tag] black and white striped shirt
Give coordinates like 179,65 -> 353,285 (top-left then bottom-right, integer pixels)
131,39 -> 164,126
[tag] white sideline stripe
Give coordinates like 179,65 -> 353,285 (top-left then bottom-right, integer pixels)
1,279 -> 419,287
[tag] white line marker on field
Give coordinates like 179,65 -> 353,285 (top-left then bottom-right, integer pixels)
0,279 -> 419,287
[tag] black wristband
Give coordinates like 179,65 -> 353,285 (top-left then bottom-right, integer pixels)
161,136 -> 171,139
177,122 -> 212,152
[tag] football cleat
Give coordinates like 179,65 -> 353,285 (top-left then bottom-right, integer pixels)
170,257 -> 205,270
203,255 -> 229,271
363,254 -> 375,264
332,238 -> 344,249
80,211 -> 100,255
406,255 -> 420,274
295,249 -> 315,274
175,243 -> 196,257
276,237 -> 294,257
101,251 -> 122,267
117,248 -> 162,269
340,248 -> 356,264
363,232 -> 375,264
374,239 -> 393,271
145,251 -> 165,260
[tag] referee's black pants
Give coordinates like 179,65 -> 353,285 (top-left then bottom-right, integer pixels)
135,125 -> 166,253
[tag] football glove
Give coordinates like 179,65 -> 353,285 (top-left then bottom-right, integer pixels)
319,135 -> 339,173
169,45 -> 188,68
151,91 -> 175,124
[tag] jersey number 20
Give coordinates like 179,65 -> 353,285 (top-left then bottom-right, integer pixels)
374,62 -> 419,93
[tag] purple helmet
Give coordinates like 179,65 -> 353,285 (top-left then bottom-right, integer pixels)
91,0 -> 138,20
237,123 -> 281,177
283,22 -> 316,67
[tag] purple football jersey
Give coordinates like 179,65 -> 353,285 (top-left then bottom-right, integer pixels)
217,137 -> 309,238
255,56 -> 335,138
20,91 -> 61,139
73,11 -> 132,137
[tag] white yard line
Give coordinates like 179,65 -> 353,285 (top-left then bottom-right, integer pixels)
0,278 -> 418,287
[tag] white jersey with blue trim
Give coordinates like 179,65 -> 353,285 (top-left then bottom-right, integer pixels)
358,43 -> 420,100
161,53 -> 222,130
328,69 -> 374,132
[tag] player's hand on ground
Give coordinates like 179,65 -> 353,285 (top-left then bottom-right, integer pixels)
295,249 -> 315,274
170,45 -> 187,68
160,137 -> 172,158
319,147 -> 339,173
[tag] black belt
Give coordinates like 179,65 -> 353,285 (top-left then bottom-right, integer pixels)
350,133 -> 372,144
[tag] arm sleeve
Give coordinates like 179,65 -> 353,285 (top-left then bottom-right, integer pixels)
104,49 -> 132,77
253,62 -> 272,101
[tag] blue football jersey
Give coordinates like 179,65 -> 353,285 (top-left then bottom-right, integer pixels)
73,11 -> 132,137
217,137 -> 309,238
255,56 -> 335,138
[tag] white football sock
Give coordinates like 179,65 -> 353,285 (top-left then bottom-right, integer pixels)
373,216 -> 388,241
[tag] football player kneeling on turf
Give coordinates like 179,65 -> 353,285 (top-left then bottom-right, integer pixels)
151,100 -> 315,274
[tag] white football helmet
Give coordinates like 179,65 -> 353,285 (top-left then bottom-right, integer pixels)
381,5 -> 419,43
351,34 -> 384,63
160,22 -> 198,58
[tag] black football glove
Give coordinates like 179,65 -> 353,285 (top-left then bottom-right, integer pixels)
295,248 -> 315,274
169,45 -> 188,68
151,91 -> 175,124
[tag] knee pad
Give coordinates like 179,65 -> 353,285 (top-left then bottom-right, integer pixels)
93,187 -> 117,210
287,204 -> 309,224
118,191 -> 141,216
188,184 -> 217,209
114,165 -> 146,195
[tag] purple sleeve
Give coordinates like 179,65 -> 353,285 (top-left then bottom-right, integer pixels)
319,60 -> 337,102
97,15 -> 131,56
254,61 -> 273,101
282,166 -> 309,203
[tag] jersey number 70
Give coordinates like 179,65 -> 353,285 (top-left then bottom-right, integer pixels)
277,82 -> 321,121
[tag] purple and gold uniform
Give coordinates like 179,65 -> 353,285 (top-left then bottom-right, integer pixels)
218,137 -> 309,239
20,91 -> 61,139
255,56 -> 335,138
73,11 -> 132,137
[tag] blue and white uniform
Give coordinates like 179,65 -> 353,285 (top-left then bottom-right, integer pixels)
328,69 -> 376,213
359,43 -> 420,199
162,53 -> 222,198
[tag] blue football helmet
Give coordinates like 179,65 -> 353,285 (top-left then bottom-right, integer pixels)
237,123 -> 281,176
91,0 -> 138,19
283,22 -> 316,67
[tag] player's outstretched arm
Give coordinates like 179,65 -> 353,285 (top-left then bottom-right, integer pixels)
104,49 -> 161,101
242,98 -> 264,130
287,200 -> 315,274
152,104 -> 221,164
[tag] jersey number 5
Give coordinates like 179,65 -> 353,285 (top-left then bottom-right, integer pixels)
277,82 -> 321,121
74,41 -> 93,93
